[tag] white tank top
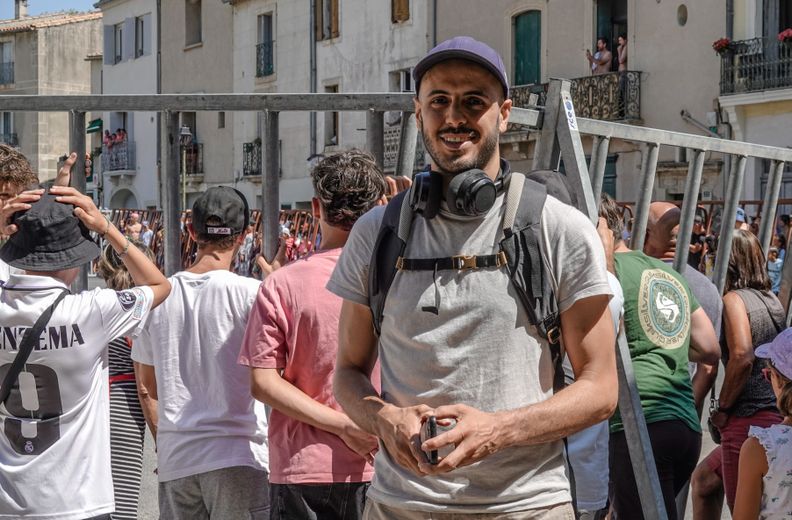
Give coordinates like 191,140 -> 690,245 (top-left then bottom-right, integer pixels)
749,423 -> 792,518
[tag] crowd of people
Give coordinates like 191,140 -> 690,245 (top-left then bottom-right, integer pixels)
103,128 -> 129,149
1,36 -> 791,520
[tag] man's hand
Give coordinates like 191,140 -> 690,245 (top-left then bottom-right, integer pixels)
375,403 -> 433,476
419,404 -> 503,475
383,175 -> 412,202
0,189 -> 44,235
338,419 -> 379,465
50,186 -> 107,233
54,152 -> 77,187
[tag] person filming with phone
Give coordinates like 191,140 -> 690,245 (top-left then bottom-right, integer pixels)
329,37 -> 618,519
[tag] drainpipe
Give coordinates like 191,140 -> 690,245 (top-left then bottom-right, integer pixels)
726,0 -> 734,39
432,0 -> 438,46
309,0 -> 317,158
156,0 -> 162,208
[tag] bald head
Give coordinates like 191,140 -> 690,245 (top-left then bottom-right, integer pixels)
644,202 -> 681,259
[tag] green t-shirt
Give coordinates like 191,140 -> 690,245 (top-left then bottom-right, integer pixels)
611,250 -> 701,434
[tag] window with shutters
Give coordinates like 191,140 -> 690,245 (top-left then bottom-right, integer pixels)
134,16 -> 146,58
185,0 -> 202,46
314,0 -> 339,41
114,23 -> 123,64
391,0 -> 409,23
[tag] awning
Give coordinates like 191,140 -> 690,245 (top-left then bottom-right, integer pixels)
86,118 -> 102,134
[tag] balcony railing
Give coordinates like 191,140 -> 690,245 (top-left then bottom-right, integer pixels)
256,41 -> 275,77
181,143 -> 203,175
720,37 -> 792,95
0,133 -> 18,146
0,62 -> 13,85
511,70 -> 642,122
383,121 -> 425,171
101,141 -> 136,172
243,141 -> 262,176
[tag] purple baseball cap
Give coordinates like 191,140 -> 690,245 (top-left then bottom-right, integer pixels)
756,327 -> 792,380
413,36 -> 509,99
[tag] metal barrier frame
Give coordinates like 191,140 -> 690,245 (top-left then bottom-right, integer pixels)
4,85 -> 792,519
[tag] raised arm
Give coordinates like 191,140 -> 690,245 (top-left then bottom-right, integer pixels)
50,186 -> 170,307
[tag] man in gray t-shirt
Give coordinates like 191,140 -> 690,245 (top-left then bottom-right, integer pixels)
329,37 -> 617,518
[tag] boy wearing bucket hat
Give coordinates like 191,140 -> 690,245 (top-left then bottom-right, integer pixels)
0,186 -> 170,519
132,187 -> 270,520
733,328 -> 792,518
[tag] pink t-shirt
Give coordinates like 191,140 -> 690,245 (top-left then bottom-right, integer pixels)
239,248 -> 378,484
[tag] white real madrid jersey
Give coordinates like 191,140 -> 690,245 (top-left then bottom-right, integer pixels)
0,274 -> 153,520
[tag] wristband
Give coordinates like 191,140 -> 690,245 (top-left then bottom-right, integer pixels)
99,215 -> 111,237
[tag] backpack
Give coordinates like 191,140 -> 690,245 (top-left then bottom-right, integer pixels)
367,171 -> 565,392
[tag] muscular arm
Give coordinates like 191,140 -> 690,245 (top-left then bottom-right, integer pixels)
732,436 -> 767,520
688,307 -> 721,415
134,362 -> 158,440
252,367 -> 377,462
718,293 -> 754,410
422,294 -> 618,473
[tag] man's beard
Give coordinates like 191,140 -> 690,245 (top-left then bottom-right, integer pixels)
420,118 -> 500,175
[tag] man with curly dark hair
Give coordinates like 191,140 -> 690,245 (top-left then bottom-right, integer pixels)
239,150 -> 390,519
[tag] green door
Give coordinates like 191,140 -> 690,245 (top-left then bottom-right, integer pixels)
514,11 -> 541,85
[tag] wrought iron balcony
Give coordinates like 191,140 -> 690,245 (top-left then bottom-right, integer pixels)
0,62 -> 13,85
0,133 -> 18,146
511,70 -> 642,122
243,141 -> 261,176
720,37 -> 792,95
256,41 -> 275,77
383,120 -> 425,171
101,141 -> 136,172
180,142 -> 203,175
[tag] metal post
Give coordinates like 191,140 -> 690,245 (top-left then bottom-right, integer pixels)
630,143 -> 660,252
590,135 -> 611,204
366,110 -> 385,167
673,149 -> 706,273
262,111 -> 280,260
713,155 -> 747,295
759,160 -> 785,254
533,80 -> 563,171
616,331 -> 669,520
395,112 -> 418,178
69,110 -> 87,292
162,111 -> 181,276
555,81 -> 597,222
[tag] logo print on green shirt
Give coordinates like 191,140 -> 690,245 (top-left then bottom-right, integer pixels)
638,269 -> 690,349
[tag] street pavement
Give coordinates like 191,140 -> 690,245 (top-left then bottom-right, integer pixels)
88,276 -> 727,519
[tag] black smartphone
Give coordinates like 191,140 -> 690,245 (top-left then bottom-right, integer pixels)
419,416 -> 439,465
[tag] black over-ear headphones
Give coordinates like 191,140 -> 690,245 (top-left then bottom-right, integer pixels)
409,167 -> 507,219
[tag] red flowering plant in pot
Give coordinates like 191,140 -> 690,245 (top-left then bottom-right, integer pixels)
712,37 -> 732,54
779,28 -> 792,44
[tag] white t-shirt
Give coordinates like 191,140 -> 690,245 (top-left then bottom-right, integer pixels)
133,270 -> 269,482
0,259 -> 9,284
328,193 -> 612,513
0,274 -> 153,520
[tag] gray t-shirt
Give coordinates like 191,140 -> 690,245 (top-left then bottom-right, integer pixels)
328,193 -> 612,513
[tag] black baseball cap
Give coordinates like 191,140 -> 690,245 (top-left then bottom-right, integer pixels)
0,192 -> 100,270
192,186 -> 250,236
413,36 -> 509,99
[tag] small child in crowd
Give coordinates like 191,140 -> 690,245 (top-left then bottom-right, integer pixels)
733,328 -> 792,519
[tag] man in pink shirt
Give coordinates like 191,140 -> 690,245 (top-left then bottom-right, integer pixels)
239,150 -> 388,519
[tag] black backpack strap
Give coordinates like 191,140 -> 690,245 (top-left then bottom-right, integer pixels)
0,289 -> 69,405
499,172 -> 564,392
368,190 -> 413,335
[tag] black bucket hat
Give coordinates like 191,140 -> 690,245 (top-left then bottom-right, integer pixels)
0,191 -> 100,271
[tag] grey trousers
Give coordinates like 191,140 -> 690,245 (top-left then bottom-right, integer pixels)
158,465 -> 270,520
364,500 -> 575,520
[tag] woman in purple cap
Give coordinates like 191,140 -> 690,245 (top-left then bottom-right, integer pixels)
733,328 -> 792,519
